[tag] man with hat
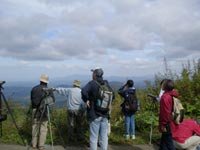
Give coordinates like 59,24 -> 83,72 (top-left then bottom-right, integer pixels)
56,80 -> 86,141
82,67 -> 114,150
31,74 -> 54,150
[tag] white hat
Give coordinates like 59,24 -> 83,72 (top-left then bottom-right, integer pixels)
40,74 -> 49,83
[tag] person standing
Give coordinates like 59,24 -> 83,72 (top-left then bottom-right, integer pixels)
31,74 -> 54,150
159,79 -> 178,150
55,80 -> 86,141
81,67 -> 114,150
118,80 -> 138,140
157,79 -> 168,102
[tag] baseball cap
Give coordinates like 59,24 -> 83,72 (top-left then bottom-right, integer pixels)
91,67 -> 104,77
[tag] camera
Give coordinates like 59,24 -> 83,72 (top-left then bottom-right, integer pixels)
0,81 -> 6,86
42,88 -> 55,104
147,93 -> 157,102
42,87 -> 56,92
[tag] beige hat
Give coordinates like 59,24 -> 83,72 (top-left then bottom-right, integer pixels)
73,80 -> 81,87
40,74 -> 49,83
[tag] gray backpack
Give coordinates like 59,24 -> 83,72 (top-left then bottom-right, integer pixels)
94,81 -> 113,113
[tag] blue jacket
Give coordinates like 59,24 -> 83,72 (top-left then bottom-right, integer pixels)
118,86 -> 137,115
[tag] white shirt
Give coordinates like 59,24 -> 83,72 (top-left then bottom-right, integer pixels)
56,87 -> 86,110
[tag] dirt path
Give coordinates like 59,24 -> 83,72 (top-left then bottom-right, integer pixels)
0,144 -> 158,150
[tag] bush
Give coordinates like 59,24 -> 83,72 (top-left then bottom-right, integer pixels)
1,59 -> 200,146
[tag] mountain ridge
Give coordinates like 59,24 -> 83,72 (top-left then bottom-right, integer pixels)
1,74 -> 153,106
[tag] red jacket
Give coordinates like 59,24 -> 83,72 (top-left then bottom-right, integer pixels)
171,119 -> 200,143
159,90 -> 179,132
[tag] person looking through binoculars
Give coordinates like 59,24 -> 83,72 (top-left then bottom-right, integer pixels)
30,74 -> 54,150
118,80 -> 138,140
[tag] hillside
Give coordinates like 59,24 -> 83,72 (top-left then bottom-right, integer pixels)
2,75 -> 151,106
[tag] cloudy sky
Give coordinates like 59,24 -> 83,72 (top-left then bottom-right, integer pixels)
0,0 -> 200,82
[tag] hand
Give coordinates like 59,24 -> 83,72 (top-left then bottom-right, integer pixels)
86,100 -> 90,108
51,88 -> 56,92
123,83 -> 127,87
162,127 -> 167,133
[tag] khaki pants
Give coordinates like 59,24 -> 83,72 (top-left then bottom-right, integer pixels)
174,136 -> 200,150
32,109 -> 48,148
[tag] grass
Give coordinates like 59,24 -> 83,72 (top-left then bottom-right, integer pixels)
0,100 -> 161,146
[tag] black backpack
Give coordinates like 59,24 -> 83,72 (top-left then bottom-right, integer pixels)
124,88 -> 138,113
94,81 -> 113,113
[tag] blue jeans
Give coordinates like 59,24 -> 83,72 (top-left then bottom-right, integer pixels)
197,144 -> 200,150
90,117 -> 108,150
125,114 -> 135,136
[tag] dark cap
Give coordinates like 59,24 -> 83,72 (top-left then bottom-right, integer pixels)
91,67 -> 104,77
126,80 -> 134,87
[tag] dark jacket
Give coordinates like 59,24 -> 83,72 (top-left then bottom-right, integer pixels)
81,77 -> 114,121
31,83 -> 54,109
118,86 -> 137,115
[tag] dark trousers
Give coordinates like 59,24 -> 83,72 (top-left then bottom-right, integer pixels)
159,124 -> 175,150
67,109 -> 85,140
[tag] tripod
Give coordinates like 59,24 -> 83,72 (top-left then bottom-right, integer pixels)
28,88 -> 66,150
147,94 -> 158,145
0,81 -> 26,145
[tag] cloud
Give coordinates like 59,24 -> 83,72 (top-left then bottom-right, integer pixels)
0,0 -> 200,62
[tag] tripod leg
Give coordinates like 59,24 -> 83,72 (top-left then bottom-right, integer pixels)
0,121 -> 1,137
47,105 -> 54,150
1,92 -> 26,146
0,91 -> 2,137
51,116 -> 67,149
149,102 -> 157,145
149,112 -> 153,144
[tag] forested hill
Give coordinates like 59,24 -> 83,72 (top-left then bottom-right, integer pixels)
2,77 -> 150,106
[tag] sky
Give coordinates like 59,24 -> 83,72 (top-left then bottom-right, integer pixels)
0,0 -> 200,82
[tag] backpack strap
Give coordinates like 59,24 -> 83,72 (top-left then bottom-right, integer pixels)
94,80 -> 102,87
172,96 -> 174,112
171,96 -> 175,113
94,80 -> 111,90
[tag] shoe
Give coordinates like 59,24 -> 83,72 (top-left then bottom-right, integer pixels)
39,146 -> 45,150
131,135 -> 135,139
32,147 -> 37,149
124,134 -> 129,139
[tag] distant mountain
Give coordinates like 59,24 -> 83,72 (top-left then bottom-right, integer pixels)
1,74 -> 154,107
51,74 -> 153,88
3,86 -> 32,106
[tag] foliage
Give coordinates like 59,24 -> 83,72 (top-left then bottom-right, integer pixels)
0,59 -> 200,146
